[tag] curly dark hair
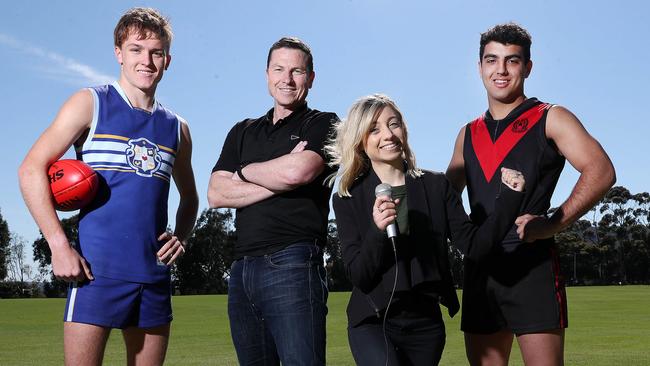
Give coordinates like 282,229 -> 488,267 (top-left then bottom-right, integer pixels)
480,23 -> 531,62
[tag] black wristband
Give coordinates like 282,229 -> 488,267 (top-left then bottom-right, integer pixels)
236,166 -> 250,183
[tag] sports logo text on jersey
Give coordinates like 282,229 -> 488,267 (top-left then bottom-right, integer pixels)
125,138 -> 162,177
512,118 -> 529,133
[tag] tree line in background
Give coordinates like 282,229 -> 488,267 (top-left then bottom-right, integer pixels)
1,185 -> 648,298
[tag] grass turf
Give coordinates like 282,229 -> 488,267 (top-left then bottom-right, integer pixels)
0,286 -> 648,365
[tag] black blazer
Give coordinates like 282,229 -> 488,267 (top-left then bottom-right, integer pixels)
332,169 -> 523,327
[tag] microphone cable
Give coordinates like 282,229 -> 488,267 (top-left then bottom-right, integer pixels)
383,236 -> 398,366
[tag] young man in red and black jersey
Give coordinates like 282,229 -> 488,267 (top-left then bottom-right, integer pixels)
446,23 -> 615,366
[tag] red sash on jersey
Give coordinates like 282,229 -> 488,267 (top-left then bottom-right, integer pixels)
470,103 -> 550,182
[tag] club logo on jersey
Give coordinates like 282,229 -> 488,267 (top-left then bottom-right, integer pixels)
470,103 -> 550,182
512,118 -> 529,133
125,138 -> 162,177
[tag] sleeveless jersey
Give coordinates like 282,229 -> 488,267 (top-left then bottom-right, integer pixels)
76,82 -> 181,283
463,98 -> 565,250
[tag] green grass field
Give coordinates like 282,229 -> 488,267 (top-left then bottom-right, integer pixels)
1,286 -> 648,365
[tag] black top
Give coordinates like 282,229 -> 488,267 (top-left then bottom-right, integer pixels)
464,98 -> 565,252
332,168 -> 524,327
213,103 -> 339,258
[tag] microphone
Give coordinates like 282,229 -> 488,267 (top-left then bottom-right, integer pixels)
375,183 -> 399,366
375,183 -> 398,239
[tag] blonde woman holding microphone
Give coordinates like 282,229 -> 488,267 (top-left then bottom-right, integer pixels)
326,94 -> 526,365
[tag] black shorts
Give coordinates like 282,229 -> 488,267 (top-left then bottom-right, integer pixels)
461,240 -> 568,335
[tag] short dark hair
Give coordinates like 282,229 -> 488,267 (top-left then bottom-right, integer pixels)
480,23 -> 532,63
266,37 -> 313,73
114,7 -> 173,53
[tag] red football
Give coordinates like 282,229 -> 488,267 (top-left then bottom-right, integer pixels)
48,159 -> 99,211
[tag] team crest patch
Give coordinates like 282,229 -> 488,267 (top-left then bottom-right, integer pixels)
125,138 -> 162,177
511,118 -> 529,133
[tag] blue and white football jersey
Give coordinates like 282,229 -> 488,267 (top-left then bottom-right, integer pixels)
76,82 -> 183,283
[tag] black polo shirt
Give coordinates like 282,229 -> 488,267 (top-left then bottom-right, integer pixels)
213,103 -> 339,258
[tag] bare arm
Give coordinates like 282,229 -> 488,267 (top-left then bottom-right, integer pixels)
157,121 -> 199,265
207,140 -> 314,209
17,89 -> 94,282
516,106 -> 616,241
207,170 -> 276,209
446,126 -> 467,193
239,146 -> 325,191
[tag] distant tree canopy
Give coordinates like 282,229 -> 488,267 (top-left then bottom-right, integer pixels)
324,219 -> 352,292
172,208 -> 235,295
7,234 -> 31,284
556,186 -> 650,284
0,210 -> 10,280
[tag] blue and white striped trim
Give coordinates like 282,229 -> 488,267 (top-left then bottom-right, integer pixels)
65,283 -> 78,322
81,135 -> 175,181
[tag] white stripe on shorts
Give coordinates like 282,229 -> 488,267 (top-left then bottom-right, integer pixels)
66,282 -> 78,322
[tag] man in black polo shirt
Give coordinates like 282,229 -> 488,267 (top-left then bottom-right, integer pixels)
208,37 -> 338,366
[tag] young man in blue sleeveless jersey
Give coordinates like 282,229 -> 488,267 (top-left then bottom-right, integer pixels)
208,37 -> 338,365
18,8 -> 198,366
446,23 -> 615,365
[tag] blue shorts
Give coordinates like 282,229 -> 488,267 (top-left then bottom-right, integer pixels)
64,276 -> 173,329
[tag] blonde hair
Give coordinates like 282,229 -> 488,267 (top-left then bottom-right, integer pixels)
325,94 -> 422,197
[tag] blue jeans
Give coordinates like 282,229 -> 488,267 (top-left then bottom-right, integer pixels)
228,242 -> 329,366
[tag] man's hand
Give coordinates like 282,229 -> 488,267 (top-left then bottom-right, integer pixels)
51,245 -> 93,282
290,140 -> 307,153
501,167 -> 525,192
515,214 -> 556,242
157,231 -> 186,266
